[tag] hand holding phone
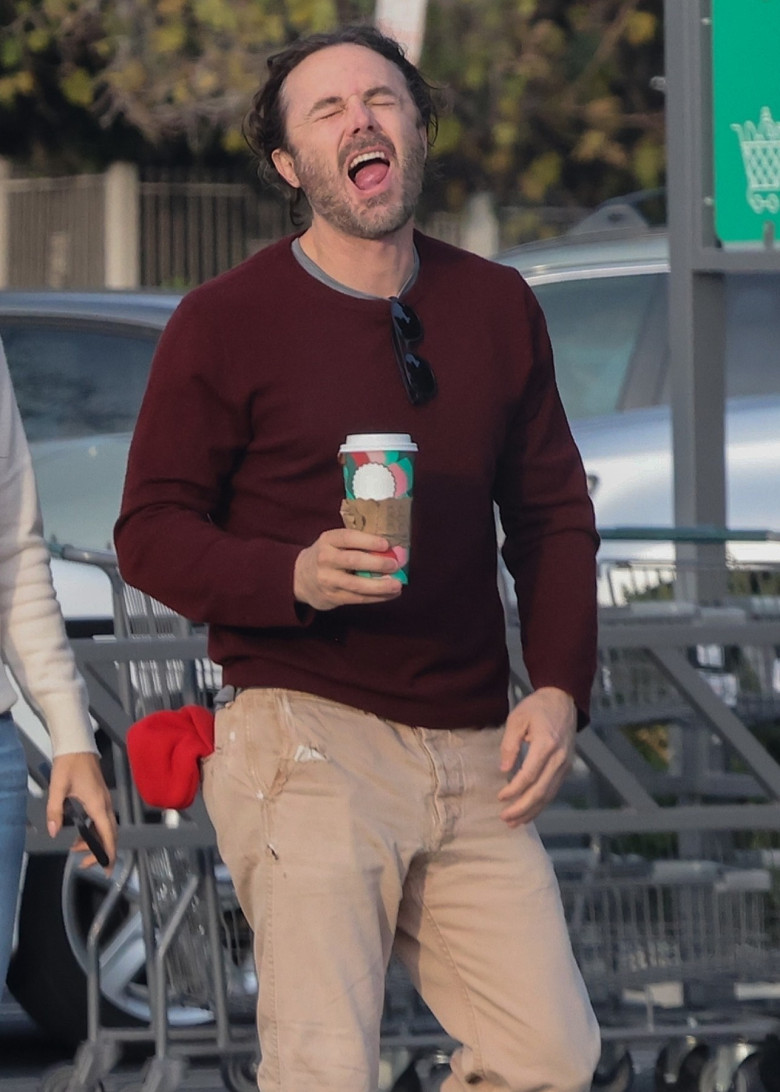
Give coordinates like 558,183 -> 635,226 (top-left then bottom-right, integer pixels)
38,761 -> 111,868
62,795 -> 111,868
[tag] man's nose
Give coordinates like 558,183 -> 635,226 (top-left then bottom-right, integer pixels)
345,96 -> 377,131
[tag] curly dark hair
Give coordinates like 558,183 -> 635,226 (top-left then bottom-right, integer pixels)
244,24 -> 439,225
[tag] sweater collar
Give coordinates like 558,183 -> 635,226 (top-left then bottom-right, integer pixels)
290,237 -> 420,300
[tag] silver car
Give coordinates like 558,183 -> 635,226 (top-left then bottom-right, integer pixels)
495,227 -> 780,570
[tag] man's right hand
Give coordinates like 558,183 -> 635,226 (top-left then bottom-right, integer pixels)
294,528 -> 403,611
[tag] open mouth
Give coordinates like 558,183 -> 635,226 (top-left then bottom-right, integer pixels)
347,150 -> 391,191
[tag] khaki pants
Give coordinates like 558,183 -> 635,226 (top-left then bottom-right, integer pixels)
202,689 -> 600,1092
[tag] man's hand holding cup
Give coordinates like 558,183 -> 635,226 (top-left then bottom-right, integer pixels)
294,433 -> 418,611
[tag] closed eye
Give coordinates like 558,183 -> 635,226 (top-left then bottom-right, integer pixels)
313,104 -> 345,121
307,87 -> 401,122
315,99 -> 396,119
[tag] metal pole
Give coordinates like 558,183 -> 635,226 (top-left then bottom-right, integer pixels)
664,0 -> 728,602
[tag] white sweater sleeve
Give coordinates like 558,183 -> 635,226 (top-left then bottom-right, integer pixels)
0,340 -> 97,755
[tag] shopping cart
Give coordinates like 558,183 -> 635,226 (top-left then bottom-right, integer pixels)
42,542 -> 780,1092
553,848 -> 780,1092
545,543 -> 780,1089
39,547 -> 259,1092
38,548 -> 454,1092
592,550 -> 780,735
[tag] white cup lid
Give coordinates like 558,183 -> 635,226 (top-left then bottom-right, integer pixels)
339,433 -> 418,453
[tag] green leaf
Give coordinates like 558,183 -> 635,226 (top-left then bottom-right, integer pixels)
632,135 -> 665,189
286,0 -> 338,33
625,11 -> 658,47
61,66 -> 94,107
1,36 -> 23,68
492,120 -> 517,150
27,28 -> 52,54
151,22 -> 187,54
158,0 -> 187,15
221,124 -> 246,154
0,73 -> 33,104
520,150 -> 562,203
192,0 -> 239,32
573,129 -> 607,162
432,114 -> 462,156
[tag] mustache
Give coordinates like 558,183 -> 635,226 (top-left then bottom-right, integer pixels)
338,135 -> 396,172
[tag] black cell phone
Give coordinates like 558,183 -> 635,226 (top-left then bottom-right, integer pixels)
38,762 -> 111,868
62,796 -> 111,868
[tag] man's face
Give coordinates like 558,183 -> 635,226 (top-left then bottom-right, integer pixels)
272,43 -> 428,240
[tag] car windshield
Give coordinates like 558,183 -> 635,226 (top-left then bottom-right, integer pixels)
0,321 -> 156,441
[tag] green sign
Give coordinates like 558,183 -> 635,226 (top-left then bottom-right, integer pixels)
711,0 -> 780,245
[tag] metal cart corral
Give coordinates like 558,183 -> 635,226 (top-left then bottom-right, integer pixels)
34,538 -> 780,1092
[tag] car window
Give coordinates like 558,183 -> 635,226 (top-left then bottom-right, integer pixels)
653,273 -> 780,406
0,320 -> 157,441
531,273 -> 664,420
724,275 -> 780,399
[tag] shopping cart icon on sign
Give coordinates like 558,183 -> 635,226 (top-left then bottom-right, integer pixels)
731,106 -> 780,214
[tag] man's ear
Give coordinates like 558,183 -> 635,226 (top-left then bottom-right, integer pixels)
271,148 -> 301,189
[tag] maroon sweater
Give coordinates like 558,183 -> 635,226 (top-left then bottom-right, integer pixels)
115,232 -> 599,729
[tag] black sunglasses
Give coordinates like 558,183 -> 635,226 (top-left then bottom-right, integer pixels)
389,297 -> 438,406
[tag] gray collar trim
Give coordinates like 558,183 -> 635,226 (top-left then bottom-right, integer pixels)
291,237 -> 419,299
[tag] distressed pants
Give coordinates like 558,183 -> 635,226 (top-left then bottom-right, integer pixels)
202,689 -> 600,1092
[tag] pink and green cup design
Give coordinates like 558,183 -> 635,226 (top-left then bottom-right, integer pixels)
338,433 -> 418,583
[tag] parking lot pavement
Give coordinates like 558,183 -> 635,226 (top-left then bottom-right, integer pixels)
1,993 -> 70,1080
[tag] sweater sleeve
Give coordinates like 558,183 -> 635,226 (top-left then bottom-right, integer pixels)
114,293 -> 307,628
0,343 -> 97,756
494,280 -> 600,727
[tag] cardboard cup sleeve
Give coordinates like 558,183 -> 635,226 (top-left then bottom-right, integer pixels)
339,497 -> 412,548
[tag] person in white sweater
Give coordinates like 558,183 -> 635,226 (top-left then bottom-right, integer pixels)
0,336 -> 116,987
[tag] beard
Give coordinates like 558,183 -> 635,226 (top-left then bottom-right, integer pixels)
290,137 -> 426,240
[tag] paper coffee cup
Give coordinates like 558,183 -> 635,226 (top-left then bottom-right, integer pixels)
338,433 -> 418,584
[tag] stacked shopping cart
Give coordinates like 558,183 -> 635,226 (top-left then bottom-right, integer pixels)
39,540 -> 780,1092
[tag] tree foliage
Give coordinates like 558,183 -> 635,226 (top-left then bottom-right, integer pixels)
423,0 -> 665,221
0,0 -> 665,218
0,0 -> 370,167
